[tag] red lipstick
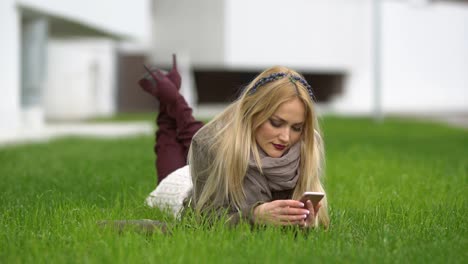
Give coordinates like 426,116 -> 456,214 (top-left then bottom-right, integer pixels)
273,144 -> 286,151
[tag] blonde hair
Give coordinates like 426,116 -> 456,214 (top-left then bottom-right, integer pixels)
188,66 -> 330,228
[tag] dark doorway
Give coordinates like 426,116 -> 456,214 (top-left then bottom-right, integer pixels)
193,69 -> 345,104
116,53 -> 159,112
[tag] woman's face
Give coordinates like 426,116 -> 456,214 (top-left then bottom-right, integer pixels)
255,97 -> 305,158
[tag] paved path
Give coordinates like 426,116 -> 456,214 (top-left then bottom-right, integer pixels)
398,114 -> 468,130
0,121 -> 154,147
432,115 -> 468,129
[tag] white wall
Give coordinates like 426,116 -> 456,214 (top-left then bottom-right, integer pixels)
151,0 -> 225,66
0,0 -> 21,134
225,0 -> 374,113
225,0 -> 369,69
382,1 -> 468,113
225,0 -> 468,114
45,39 -> 116,120
17,0 -> 151,45
149,0 -> 226,107
149,0 -> 375,112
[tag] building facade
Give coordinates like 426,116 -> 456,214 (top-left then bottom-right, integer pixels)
0,0 -> 150,138
150,0 -> 468,116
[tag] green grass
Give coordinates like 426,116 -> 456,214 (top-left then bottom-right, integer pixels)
0,117 -> 466,263
85,112 -> 210,124
85,112 -> 156,123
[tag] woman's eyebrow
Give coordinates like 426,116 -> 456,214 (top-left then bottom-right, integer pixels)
271,115 -> 304,126
271,115 -> 285,122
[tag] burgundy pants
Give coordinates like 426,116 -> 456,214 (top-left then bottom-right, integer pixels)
154,99 -> 204,183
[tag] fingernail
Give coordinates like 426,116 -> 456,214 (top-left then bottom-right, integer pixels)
303,214 -> 307,219
299,202 -> 304,207
305,210 -> 310,215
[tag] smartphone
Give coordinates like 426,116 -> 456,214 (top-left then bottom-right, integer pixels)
300,192 -> 325,207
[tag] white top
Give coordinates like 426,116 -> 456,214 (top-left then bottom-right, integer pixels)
145,165 -> 193,218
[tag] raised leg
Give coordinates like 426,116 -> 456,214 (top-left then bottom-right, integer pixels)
154,104 -> 187,182
139,77 -> 187,183
166,96 -> 204,157
139,55 -> 204,181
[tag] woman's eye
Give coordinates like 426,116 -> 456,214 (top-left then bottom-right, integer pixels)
292,126 -> 303,132
269,119 -> 281,127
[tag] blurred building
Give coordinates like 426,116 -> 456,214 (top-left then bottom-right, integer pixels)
0,0 -> 151,138
2,0 -> 467,141
149,0 -> 468,116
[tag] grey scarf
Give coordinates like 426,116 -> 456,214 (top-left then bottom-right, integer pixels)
246,143 -> 301,198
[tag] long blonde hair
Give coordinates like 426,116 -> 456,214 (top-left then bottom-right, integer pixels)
188,66 -> 329,227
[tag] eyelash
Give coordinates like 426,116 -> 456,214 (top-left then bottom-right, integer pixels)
292,126 -> 303,132
269,119 -> 303,132
269,119 -> 282,127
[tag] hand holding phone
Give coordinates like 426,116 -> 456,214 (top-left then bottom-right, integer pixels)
300,192 -> 324,228
300,192 -> 325,208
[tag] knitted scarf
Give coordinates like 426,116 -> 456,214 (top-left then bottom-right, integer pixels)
246,143 -> 301,199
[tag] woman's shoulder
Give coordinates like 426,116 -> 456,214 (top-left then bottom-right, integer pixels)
192,111 -> 233,144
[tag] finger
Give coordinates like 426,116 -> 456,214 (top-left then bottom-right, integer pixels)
276,200 -> 305,208
297,219 -> 306,227
305,215 -> 318,228
172,54 -> 177,69
300,219 -> 306,227
304,202 -> 314,219
305,213 -> 314,226
305,209 -> 318,226
276,213 -> 308,222
281,207 -> 310,216
313,202 -> 321,214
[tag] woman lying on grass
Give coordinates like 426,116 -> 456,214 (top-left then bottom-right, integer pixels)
139,55 -> 329,229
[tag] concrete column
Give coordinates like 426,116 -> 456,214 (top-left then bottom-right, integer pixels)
0,0 -> 20,136
21,16 -> 48,128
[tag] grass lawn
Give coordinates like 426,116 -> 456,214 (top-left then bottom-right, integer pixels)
0,117 -> 466,263
86,112 -> 156,123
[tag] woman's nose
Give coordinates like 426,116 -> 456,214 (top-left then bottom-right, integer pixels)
278,128 -> 290,143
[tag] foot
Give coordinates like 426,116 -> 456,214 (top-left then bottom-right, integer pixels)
138,54 -> 182,105
166,54 -> 181,89
139,54 -> 181,89
142,65 -> 180,105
